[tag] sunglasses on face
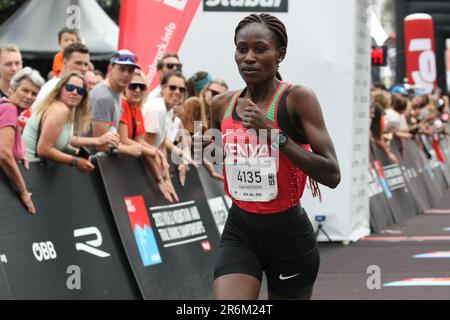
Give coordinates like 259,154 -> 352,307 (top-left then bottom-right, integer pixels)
128,83 -> 147,91
165,84 -> 186,94
208,88 -> 221,98
163,63 -> 182,71
64,83 -> 86,96
115,54 -> 138,63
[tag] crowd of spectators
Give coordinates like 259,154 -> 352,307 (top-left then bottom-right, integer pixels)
370,82 -> 449,164
0,27 -> 227,214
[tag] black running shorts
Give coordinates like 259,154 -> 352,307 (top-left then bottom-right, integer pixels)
214,204 -> 320,299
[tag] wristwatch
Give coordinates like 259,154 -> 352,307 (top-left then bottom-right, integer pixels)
70,156 -> 78,168
278,131 -> 289,148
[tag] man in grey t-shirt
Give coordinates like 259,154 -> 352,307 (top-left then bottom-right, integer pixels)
91,49 -> 141,156
90,82 -> 121,130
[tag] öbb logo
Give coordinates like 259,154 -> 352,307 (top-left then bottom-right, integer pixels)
32,241 -> 57,262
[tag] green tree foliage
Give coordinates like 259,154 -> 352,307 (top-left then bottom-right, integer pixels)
0,0 -> 27,25
96,0 -> 121,24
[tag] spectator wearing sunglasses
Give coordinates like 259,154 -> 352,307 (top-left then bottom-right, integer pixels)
0,67 -> 44,215
142,71 -> 195,187
148,53 -> 183,101
22,71 -> 120,172
120,70 -> 179,203
90,49 -> 142,157
32,43 -> 90,112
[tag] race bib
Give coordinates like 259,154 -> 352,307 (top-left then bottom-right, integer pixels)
225,156 -> 278,202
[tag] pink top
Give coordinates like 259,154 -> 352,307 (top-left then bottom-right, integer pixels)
0,99 -> 26,161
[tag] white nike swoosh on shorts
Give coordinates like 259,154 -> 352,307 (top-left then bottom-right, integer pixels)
279,273 -> 301,281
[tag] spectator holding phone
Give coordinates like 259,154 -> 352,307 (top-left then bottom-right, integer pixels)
22,71 -> 119,172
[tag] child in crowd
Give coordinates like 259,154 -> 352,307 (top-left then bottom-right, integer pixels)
52,27 -> 79,78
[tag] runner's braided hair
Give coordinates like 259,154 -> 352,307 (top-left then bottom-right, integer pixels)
234,13 -> 287,80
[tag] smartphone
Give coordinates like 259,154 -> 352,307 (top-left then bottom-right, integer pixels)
78,146 -> 91,159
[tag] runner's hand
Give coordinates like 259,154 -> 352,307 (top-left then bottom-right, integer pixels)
242,98 -> 273,131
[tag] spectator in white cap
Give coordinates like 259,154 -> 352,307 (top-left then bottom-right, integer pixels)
90,49 -> 142,157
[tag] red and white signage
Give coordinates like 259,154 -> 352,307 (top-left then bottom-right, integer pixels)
404,13 -> 437,93
119,0 -> 201,90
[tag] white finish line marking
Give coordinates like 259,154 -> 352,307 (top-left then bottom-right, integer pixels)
362,236 -> 450,242
384,278 -> 450,287
425,209 -> 450,215
414,252 -> 450,258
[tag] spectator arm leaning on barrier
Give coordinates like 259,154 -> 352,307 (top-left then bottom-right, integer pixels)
118,123 -> 178,203
164,137 -> 196,187
395,131 -> 413,140
91,120 -> 113,153
37,106 -> 94,173
0,126 -> 36,214
118,122 -> 167,170
374,137 -> 399,163
70,132 -> 120,149
92,119 -> 142,157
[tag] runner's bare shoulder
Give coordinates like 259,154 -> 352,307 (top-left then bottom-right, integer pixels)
286,84 -> 321,115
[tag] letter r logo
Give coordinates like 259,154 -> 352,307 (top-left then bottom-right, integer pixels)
74,227 -> 111,258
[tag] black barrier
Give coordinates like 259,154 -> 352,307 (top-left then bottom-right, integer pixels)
372,143 -> 419,223
196,164 -> 230,234
403,138 -> 442,207
0,162 -> 141,299
391,138 -> 434,213
96,157 -> 220,300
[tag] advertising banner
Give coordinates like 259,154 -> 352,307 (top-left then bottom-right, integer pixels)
404,14 -> 437,93
0,163 -> 140,299
97,157 -> 220,299
119,0 -> 201,90
390,139 -> 432,213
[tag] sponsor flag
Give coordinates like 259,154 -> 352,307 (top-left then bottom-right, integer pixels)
404,14 -> 437,93
119,0 -> 201,90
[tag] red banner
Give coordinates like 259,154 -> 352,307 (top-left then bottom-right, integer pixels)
404,13 -> 437,93
119,0 -> 201,90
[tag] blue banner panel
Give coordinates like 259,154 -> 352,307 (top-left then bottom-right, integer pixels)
97,157 -> 220,299
0,162 -> 141,299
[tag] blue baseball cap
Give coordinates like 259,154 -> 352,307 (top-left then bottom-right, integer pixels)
390,85 -> 409,96
110,49 -> 141,69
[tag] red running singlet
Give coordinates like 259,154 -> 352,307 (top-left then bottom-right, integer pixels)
221,82 -> 310,214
